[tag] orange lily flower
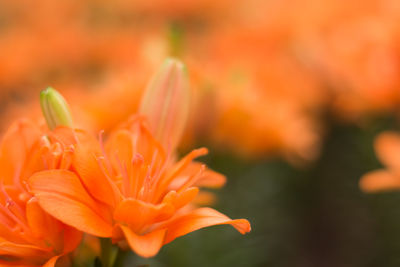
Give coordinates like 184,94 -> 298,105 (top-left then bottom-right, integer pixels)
0,119 -> 82,267
28,116 -> 250,258
28,58 -> 251,258
360,131 -> 400,192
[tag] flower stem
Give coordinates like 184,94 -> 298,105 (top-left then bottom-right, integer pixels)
113,249 -> 129,267
100,238 -> 119,267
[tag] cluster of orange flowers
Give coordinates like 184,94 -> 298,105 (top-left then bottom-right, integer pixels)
1,0 -> 400,264
0,59 -> 250,266
1,0 -> 400,165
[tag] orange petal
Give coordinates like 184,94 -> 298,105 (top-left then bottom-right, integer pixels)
360,170 -> 400,192
73,139 -> 121,207
375,132 -> 400,171
169,162 -> 226,189
105,130 -> 133,164
29,170 -> 113,237
0,261 -> 33,267
162,207 -> 251,244
193,191 -> 217,206
49,126 -> 78,146
114,199 -> 174,231
43,256 -> 60,267
0,217 -> 16,244
62,223 -> 83,254
115,116 -> 167,162
0,187 -> 26,244
0,119 -> 41,185
121,118 -> 166,166
157,148 -> 208,195
162,187 -> 199,210
117,224 -> 166,258
0,237 -> 51,261
105,130 -> 136,196
195,168 -> 226,188
26,197 -> 64,250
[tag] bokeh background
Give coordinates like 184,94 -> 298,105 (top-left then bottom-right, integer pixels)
1,1 -> 400,266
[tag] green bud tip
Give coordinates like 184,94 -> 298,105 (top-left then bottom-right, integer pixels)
40,87 -> 73,130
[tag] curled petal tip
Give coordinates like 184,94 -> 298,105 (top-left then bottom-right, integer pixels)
359,170 -> 400,193
140,58 -> 190,150
40,87 -> 73,130
235,219 -> 252,234
374,132 -> 400,171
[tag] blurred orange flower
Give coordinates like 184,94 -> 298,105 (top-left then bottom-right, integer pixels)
183,26 -> 324,163
360,131 -> 400,192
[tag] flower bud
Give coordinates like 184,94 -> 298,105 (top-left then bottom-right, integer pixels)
40,87 -> 73,130
139,58 -> 190,150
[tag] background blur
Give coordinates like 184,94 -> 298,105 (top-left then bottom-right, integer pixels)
1,1 -> 400,266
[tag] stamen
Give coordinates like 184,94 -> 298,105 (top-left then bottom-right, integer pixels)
0,212 -> 16,233
144,178 -> 152,202
156,148 -> 208,196
12,165 -> 28,196
0,199 -> 31,235
114,153 -> 129,196
59,147 -> 74,169
41,153 -> 49,170
47,132 -> 67,150
153,145 -> 172,189
131,154 -> 144,198
0,183 -> 25,219
40,135 -> 51,147
131,123 -> 140,156
139,165 -> 153,201
95,155 -> 123,204
148,149 -> 159,183
98,130 -> 113,174
177,164 -> 205,194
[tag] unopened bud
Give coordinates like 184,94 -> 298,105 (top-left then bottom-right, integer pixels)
40,87 -> 73,130
139,58 -> 190,150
